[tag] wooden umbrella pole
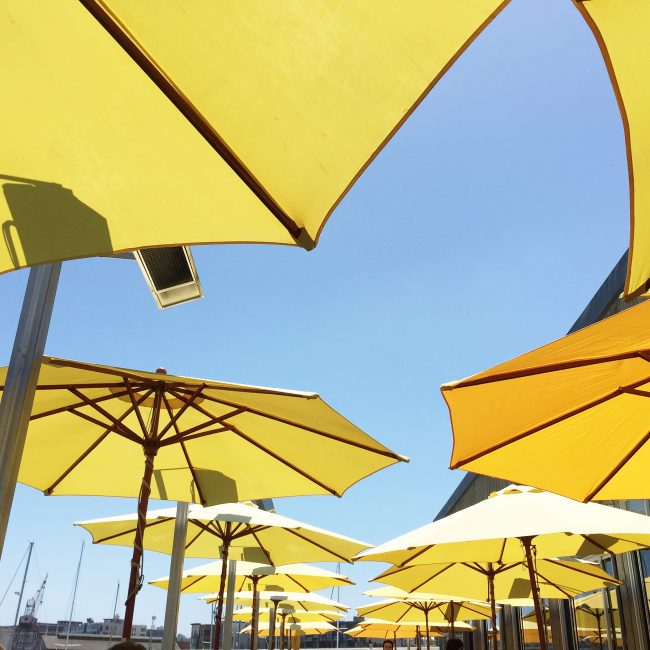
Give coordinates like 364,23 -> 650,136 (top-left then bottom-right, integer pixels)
123,446 -> 157,639
250,576 -> 261,650
521,537 -> 548,650
423,607 -> 430,650
213,536 -> 231,650
487,564 -> 498,650
415,625 -> 420,650
450,601 -> 455,638
279,613 -> 286,650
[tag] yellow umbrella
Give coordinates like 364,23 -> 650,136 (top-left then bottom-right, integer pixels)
348,620 -> 476,639
77,501 -> 368,646
442,299 -> 650,502
8,357 -> 401,639
232,609 -> 343,624
240,622 -> 336,637
149,560 -> 353,594
0,1 -> 509,272
356,597 -> 491,650
357,485 -> 650,650
207,591 -> 349,613
570,2 -> 650,297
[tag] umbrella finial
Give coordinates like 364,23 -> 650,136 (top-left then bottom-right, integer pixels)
156,367 -> 167,374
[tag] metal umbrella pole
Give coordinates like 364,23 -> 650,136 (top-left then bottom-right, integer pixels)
0,262 -> 60,558
162,502 -> 189,650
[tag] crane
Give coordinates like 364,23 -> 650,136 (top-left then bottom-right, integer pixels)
12,576 -> 47,650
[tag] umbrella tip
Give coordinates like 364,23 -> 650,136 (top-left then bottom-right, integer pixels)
156,367 -> 167,375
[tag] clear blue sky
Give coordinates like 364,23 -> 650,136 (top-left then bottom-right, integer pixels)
0,0 -> 630,637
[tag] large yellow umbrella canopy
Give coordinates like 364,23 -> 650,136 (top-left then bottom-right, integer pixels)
149,560 -> 353,594
373,558 -> 619,603
443,299 -> 650,501
14,357 -> 400,640
0,0 -> 509,272
209,591 -> 349,613
570,2 -> 650,297
347,620 -> 476,639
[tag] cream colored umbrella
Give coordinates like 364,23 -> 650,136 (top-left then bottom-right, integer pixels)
356,598 -> 491,650
233,608 -> 343,624
77,500 -> 367,647
357,485 -> 650,650
204,591 -> 349,612
241,622 -> 336,637
150,560 -> 353,593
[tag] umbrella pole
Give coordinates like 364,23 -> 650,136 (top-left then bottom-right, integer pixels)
279,613 -> 286,650
250,576 -> 261,650
487,564 -> 498,650
213,536 -> 232,650
416,626 -> 420,650
424,608 -> 430,650
450,601 -> 455,638
123,446 -> 157,639
521,537 -> 548,650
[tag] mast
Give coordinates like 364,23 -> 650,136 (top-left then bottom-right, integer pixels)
108,581 -> 120,649
11,541 -> 33,650
65,541 -> 85,650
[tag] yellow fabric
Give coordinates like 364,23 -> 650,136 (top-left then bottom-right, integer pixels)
572,1 -> 650,297
356,598 -> 491,623
232,609 -> 342,624
443,300 -> 650,500
0,0 -> 508,273
241,622 -> 335,637
4,357 -> 405,503
203,590 -> 348,612
347,621 -> 475,638
358,485 -> 650,565
77,502 -> 369,563
149,560 -> 352,594
373,558 -> 618,602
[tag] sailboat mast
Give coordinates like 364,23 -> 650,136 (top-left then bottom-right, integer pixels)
11,541 -> 34,650
65,541 -> 85,650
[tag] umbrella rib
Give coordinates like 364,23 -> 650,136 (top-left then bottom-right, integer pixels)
157,384 -> 206,440
583,426 -> 650,500
68,387 -> 141,440
184,526 -> 205,551
92,516 -> 173,544
181,575 -> 206,593
30,386 -> 140,420
579,535 -> 613,555
161,393 -> 207,505
182,391 -> 405,460
452,376 -> 650,468
68,409 -> 143,445
282,528 -> 350,563
396,545 -> 435,568
166,389 -> 246,432
288,575 -> 309,592
534,569 -> 574,599
545,559 -> 619,584
125,378 -> 149,437
78,0 -> 312,249
246,527 -> 274,565
45,389 -> 154,494
443,350 -> 650,389
223,422 -> 339,496
408,563 -> 455,593
159,427 -> 229,447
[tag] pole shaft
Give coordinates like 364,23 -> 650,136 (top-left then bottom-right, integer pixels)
213,537 -> 231,650
423,609 -> 430,650
268,602 -> 278,650
162,502 -> 189,650
487,565 -> 498,650
223,559 -> 237,650
522,537 -> 547,650
0,263 -> 61,557
250,577 -> 260,650
123,448 -> 157,639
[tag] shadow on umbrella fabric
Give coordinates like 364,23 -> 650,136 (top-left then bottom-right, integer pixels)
508,577 -> 533,599
1,175 -> 111,268
152,467 -> 238,505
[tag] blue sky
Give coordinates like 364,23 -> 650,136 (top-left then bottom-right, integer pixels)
0,0 -> 630,637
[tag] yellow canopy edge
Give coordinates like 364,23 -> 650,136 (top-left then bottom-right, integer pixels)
0,0 -> 508,273
573,1 -> 650,297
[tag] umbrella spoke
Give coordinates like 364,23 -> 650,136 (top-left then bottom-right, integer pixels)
30,386 -> 141,420
409,563 -> 454,592
179,439 -> 206,505
159,427 -> 229,446
246,526 -> 274,565
282,528 -> 349,563
223,422 -> 339,496
92,516 -> 174,544
68,409 -> 144,445
125,378 -> 150,438
534,569 -> 575,599
68,387 -> 141,440
157,384 -> 206,441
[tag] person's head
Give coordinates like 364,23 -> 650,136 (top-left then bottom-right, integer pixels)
382,640 -> 394,650
108,642 -> 146,650
446,638 -> 464,650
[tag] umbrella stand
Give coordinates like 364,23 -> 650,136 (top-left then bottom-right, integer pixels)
521,537 -> 548,650
487,564 -> 498,650
249,575 -> 262,650
123,443 -> 158,639
213,535 -> 232,650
